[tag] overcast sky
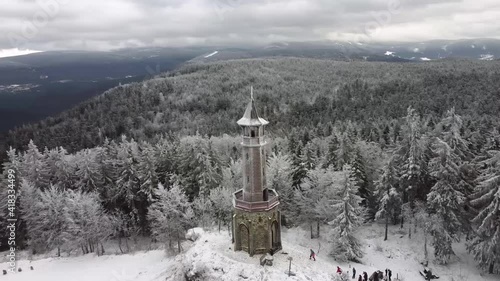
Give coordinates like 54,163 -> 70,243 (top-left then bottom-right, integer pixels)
1,0 -> 500,52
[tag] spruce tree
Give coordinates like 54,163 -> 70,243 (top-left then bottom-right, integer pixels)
468,150 -> 500,273
329,165 -> 363,261
427,138 -> 465,264
375,157 -> 401,241
148,182 -> 193,253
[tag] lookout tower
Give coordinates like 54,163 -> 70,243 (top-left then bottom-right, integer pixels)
232,87 -> 282,256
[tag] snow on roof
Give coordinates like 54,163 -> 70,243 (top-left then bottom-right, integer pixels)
237,88 -> 269,127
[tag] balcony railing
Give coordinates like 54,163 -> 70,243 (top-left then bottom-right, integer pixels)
233,188 -> 279,211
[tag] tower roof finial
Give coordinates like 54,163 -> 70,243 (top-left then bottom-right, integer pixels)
237,86 -> 269,126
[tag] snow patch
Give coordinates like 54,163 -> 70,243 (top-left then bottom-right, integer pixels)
0,48 -> 42,58
384,51 -> 395,56
413,48 -> 420,53
420,57 -> 431,61
479,54 -> 494,61
204,51 -> 219,58
471,44 -> 476,49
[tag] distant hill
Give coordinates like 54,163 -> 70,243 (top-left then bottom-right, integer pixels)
0,47 -> 213,132
4,57 -> 500,156
189,39 -> 500,63
2,38 -> 500,133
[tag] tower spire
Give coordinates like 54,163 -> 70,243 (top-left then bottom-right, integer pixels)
250,86 -> 254,100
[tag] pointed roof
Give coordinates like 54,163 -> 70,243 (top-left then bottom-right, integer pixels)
237,86 -> 269,126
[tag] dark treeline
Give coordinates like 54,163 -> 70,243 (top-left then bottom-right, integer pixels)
0,58 -> 499,272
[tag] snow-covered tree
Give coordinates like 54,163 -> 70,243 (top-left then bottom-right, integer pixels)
291,143 -> 308,189
21,140 -> 50,189
20,181 -> 67,256
329,165 -> 363,261
375,157 -> 402,241
148,183 -> 193,253
176,136 -> 222,199
63,189 -> 116,255
192,195 -> 213,229
74,149 -> 104,192
427,138 -> 466,264
468,150 -> 500,273
266,152 -> 294,217
137,142 -> 159,202
335,132 -> 354,170
437,108 -> 472,161
209,186 -> 233,232
295,166 -> 341,238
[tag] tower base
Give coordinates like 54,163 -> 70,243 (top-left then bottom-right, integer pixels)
232,207 -> 282,257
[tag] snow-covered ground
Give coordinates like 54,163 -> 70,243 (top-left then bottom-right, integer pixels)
1,224 -> 497,281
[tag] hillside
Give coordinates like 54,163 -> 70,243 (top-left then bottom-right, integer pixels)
1,225 -> 496,281
4,57 -> 500,155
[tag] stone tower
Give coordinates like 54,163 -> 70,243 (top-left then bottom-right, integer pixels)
232,87 -> 282,256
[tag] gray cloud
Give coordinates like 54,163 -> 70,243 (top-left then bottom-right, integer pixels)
0,0 -> 498,51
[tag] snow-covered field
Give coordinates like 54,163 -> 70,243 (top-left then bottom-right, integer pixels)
1,224 -> 497,281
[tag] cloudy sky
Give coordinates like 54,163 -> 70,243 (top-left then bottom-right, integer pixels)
1,0 -> 500,53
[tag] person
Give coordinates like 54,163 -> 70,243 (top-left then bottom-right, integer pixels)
388,269 -> 392,281
337,266 -> 343,274
309,249 -> 316,261
352,267 -> 356,279
363,271 -> 368,281
358,275 -> 363,281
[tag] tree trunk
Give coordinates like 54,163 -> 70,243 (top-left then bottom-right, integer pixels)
317,219 -> 320,238
57,247 -> 61,257
118,236 -> 124,254
100,243 -> 105,255
489,262 -> 494,274
408,221 -> 412,239
400,215 -> 404,229
177,231 -> 182,253
384,214 -> 389,241
218,219 -> 221,232
424,233 -> 428,261
125,237 -> 130,252
310,223 -> 313,239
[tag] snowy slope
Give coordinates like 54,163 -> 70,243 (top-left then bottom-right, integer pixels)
1,224 -> 498,281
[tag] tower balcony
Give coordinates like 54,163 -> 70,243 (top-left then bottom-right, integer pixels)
241,136 -> 267,147
233,188 -> 279,212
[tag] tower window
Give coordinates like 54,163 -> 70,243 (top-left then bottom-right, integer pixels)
251,128 -> 256,137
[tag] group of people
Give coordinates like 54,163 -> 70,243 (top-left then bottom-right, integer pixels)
308,250 -> 393,281
352,268 -> 392,281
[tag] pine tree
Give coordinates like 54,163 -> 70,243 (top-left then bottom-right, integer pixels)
329,165 -> 363,261
75,149 -> 104,192
335,132 -> 353,170
468,150 -> 500,273
375,157 -> 401,241
323,134 -> 339,169
148,183 -> 193,253
291,143 -> 308,189
427,138 -> 465,264
21,140 -> 50,189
